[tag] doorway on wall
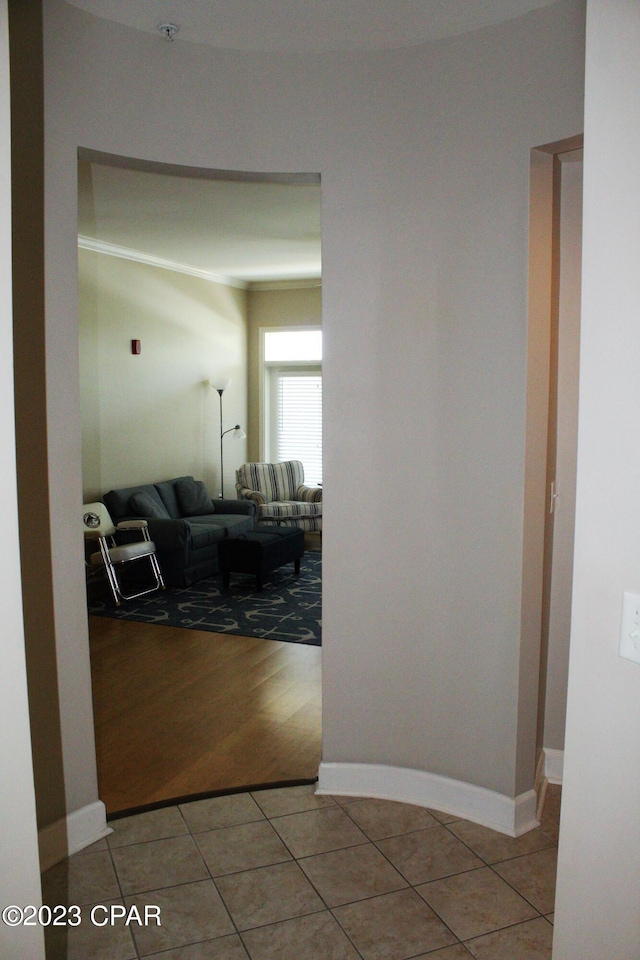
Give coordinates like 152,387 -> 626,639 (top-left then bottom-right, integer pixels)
522,136 -> 583,809
78,152 -> 323,814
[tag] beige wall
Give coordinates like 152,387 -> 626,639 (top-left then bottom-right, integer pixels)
79,249 -> 248,501
247,283 -> 322,461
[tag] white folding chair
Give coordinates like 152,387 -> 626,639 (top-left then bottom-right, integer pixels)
83,501 -> 165,606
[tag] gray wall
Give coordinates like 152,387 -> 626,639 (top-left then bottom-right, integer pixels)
0,1 -> 46,955
554,0 -> 640,954
41,0 -> 584,837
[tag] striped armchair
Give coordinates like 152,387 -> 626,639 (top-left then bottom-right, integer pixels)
235,461 -> 322,532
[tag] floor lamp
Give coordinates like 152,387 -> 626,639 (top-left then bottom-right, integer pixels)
212,379 -> 246,498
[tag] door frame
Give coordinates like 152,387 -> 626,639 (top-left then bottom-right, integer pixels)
518,134 -> 583,799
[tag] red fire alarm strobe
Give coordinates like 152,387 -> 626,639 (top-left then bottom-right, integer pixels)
131,340 -> 141,355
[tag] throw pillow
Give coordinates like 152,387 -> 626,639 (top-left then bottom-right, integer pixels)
129,491 -> 170,520
176,478 -> 215,517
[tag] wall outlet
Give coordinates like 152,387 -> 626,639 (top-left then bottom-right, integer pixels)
619,592 -> 640,664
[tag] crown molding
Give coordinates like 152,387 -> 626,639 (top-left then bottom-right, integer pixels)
78,236 -> 321,291
78,235 -> 249,289
248,278 -> 321,291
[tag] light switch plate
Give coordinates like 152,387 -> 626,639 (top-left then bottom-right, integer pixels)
619,592 -> 640,664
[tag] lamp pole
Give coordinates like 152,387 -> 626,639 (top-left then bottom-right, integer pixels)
217,388 -> 225,498
213,380 -> 245,498
220,425 -> 244,498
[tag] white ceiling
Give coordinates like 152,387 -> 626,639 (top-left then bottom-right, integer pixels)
64,0 -> 559,53
78,161 -> 322,286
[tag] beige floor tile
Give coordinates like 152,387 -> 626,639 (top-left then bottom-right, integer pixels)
144,933 -> 250,959
111,834 -> 209,895
298,842 -> 408,906
251,783 -> 336,818
44,899 -> 136,960
215,860 -> 324,931
240,909 -> 362,960
417,866 -> 538,940
180,793 -> 266,833
446,820 -> 554,865
539,818 -> 560,844
126,880 -> 235,956
42,850 -> 121,907
50,785 -> 560,960
195,820 -> 291,877
376,825 -> 483,884
75,837 -> 110,854
270,806 -> 368,858
412,947 -> 474,960
492,847 -> 557,914
465,916 -> 554,960
342,797 -> 439,840
428,809 -> 461,824
108,806 -> 189,848
332,888 -> 457,960
538,791 -> 561,844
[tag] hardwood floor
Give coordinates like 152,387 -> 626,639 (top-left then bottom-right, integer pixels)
89,616 -> 322,815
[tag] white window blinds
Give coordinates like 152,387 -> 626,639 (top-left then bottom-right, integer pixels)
275,371 -> 322,487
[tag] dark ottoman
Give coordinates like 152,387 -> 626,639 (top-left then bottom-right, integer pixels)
218,527 -> 305,591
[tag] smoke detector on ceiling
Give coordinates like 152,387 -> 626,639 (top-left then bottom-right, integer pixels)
158,22 -> 179,42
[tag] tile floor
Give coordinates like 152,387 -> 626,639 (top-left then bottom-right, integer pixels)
42,783 -> 561,960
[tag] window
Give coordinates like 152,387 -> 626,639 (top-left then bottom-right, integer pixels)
263,329 -> 322,486
265,329 -> 322,363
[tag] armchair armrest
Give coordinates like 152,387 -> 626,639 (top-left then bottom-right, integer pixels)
296,484 -> 323,503
116,519 -> 149,531
116,516 -> 188,549
116,518 -> 152,542
237,487 -> 266,507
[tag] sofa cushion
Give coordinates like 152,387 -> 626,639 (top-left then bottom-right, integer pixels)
187,522 -> 226,550
176,477 -> 215,517
129,490 -> 171,520
104,482 -> 159,520
188,513 -> 254,536
154,477 -> 188,519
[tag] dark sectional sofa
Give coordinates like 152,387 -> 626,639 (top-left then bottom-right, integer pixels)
102,475 -> 255,587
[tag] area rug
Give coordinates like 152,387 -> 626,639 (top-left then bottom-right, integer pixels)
88,553 -> 321,645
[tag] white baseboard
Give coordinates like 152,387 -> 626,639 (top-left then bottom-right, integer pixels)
542,748 -> 564,784
317,762 -> 539,838
38,800 -> 112,873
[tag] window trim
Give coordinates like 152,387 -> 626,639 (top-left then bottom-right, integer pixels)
259,326 -> 322,470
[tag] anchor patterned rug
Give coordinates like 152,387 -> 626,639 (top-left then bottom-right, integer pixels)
88,553 -> 321,646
